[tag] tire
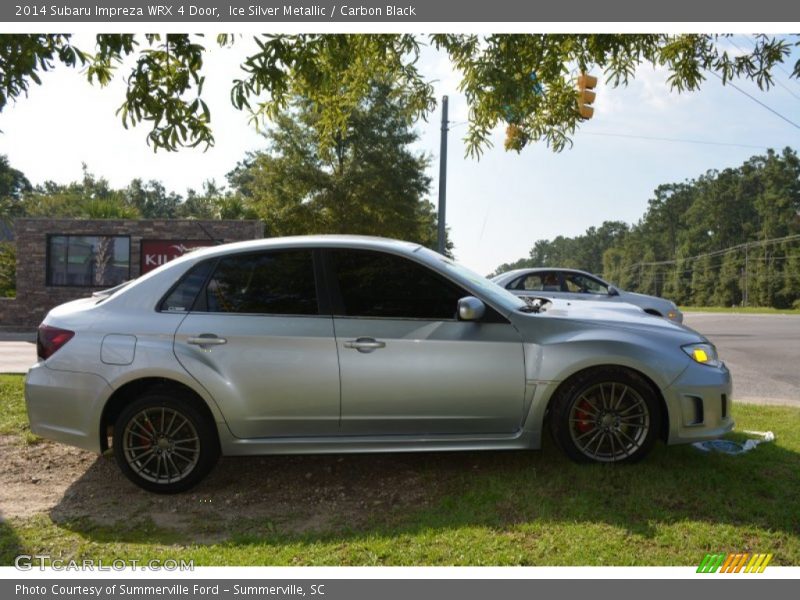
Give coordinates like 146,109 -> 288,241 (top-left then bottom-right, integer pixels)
549,367 -> 662,464
113,389 -> 219,493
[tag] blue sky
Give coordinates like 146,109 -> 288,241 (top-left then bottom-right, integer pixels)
1,34 -> 799,274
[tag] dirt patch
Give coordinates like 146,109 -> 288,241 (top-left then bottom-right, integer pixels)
0,434 -> 467,540
0,435 -> 96,520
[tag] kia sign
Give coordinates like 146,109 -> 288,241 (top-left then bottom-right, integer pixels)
140,240 -> 217,274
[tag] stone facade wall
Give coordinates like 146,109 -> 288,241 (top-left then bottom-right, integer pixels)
0,218 -> 264,330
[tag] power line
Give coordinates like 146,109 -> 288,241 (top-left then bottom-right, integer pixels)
620,234 -> 800,271
582,131 -> 770,150
709,71 -> 800,130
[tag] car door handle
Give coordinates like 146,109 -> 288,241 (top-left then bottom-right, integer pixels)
343,337 -> 386,353
187,335 -> 227,346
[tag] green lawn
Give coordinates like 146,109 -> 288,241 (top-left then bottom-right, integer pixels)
681,306 -> 800,315
1,374 -> 799,566
0,373 -> 36,441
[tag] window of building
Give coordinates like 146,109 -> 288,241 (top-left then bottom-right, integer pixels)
47,235 -> 131,287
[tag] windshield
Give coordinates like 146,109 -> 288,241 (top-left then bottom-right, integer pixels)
414,248 -> 528,313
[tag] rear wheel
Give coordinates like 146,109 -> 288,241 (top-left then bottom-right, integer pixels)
549,368 -> 662,464
113,390 -> 219,493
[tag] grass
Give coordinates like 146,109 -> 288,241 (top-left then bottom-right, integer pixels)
1,374 -> 799,566
0,374 -> 38,443
681,306 -> 800,315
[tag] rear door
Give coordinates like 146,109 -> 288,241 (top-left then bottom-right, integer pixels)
326,248 -> 526,435
173,249 -> 340,438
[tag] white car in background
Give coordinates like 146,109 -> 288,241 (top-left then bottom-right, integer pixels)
491,268 -> 683,323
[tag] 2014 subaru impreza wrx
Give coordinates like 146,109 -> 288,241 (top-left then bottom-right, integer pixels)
25,236 -> 733,493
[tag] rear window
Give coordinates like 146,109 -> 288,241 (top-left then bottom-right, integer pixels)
159,261 -> 215,312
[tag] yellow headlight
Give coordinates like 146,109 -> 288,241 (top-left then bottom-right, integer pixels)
682,343 -> 720,367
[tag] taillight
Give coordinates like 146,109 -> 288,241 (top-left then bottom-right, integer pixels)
37,325 -> 75,360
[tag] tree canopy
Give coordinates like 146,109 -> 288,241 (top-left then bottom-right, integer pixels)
2,34 -> 798,155
227,82 -> 445,248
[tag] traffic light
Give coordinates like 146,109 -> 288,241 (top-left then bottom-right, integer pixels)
576,73 -> 598,119
504,123 -> 528,151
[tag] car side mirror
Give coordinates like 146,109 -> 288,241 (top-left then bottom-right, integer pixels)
608,286 -> 620,297
457,296 -> 486,321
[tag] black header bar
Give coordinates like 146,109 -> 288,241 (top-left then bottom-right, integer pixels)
4,0 -> 800,23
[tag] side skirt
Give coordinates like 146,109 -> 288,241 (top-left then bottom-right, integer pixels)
218,428 -> 537,456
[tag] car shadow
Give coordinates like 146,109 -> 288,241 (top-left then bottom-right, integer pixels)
49,430 -> 800,552
0,512 -> 24,565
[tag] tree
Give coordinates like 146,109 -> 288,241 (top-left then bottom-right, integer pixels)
0,241 -> 14,297
715,250 -> 743,307
227,83 -> 445,248
2,34 -> 798,155
492,147 -> 800,308
0,155 -> 32,225
123,179 -> 181,218
491,220 -> 628,277
178,180 -> 227,219
20,165 -> 140,219
0,155 -> 31,201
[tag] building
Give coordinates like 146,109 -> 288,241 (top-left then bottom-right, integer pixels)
0,218 -> 264,330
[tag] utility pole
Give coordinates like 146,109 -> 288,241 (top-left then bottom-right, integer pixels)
743,243 -> 749,307
437,95 -> 449,255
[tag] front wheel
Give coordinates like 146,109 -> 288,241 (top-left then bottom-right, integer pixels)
113,390 -> 219,493
549,368 -> 662,464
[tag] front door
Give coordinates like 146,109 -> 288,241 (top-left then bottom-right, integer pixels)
326,248 -> 526,435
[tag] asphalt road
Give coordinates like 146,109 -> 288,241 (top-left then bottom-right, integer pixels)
683,313 -> 800,406
1,314 -> 798,406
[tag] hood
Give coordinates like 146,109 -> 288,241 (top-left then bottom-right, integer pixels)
622,290 -> 676,306
529,297 -> 703,342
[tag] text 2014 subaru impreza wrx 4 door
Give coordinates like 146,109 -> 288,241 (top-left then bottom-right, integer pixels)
25,236 -> 733,493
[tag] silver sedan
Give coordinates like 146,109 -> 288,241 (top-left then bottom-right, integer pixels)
25,236 -> 731,493
491,267 -> 683,323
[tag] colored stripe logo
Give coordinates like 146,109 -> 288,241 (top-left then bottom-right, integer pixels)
697,553 -> 773,573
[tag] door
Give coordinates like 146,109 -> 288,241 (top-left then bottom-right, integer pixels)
326,248 -> 526,435
173,249 -> 340,438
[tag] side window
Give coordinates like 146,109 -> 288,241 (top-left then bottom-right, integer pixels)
329,249 -> 466,319
517,274 -> 547,291
563,275 -> 582,293
564,274 -> 608,294
204,250 -> 318,315
520,271 -> 561,292
159,260 -> 215,312
582,276 -> 609,294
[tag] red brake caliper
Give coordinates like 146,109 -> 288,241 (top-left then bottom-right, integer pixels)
575,400 -> 594,433
136,418 -> 154,448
